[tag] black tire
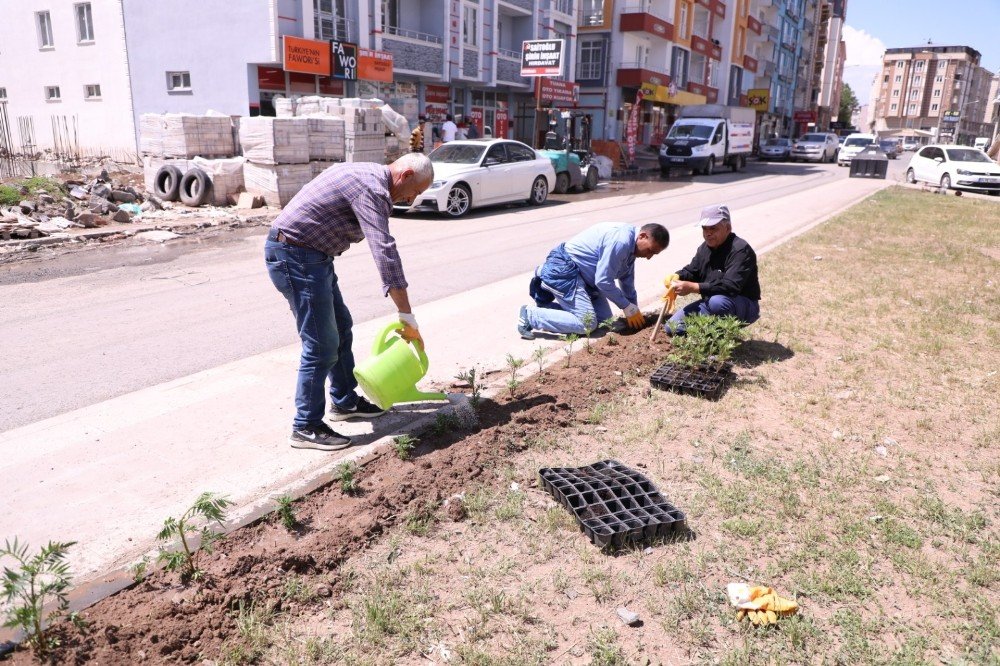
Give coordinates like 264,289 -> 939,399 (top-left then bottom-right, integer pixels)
940,174 -> 951,190
905,168 -> 916,184
444,184 -> 471,217
554,172 -> 570,194
988,191 -> 999,196
179,168 -> 211,207
584,166 -> 599,190
529,176 -> 548,205
703,156 -> 715,176
153,165 -> 182,202
660,166 -> 670,178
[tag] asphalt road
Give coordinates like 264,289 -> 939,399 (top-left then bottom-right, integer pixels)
0,158 -> 906,431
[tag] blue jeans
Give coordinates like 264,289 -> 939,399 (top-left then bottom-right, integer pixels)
265,238 -> 359,429
666,294 -> 760,334
523,281 -> 613,335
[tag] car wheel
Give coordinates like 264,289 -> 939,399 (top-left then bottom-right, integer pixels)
554,172 -> 570,194
660,166 -> 670,178
988,191 -> 1000,196
444,184 -> 471,217
940,174 -> 951,190
703,156 -> 715,176
529,176 -> 548,205
905,168 -> 916,184
584,166 -> 599,190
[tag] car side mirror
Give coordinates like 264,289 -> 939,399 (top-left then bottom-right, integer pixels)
933,157 -> 944,163
484,157 -> 501,166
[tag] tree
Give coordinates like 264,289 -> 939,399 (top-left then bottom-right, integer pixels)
838,83 -> 859,126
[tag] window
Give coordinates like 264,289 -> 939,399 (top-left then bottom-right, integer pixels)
913,75 -> 921,84
84,84 -> 101,99
678,3 -> 688,40
507,143 -> 537,161
909,90 -> 918,99
915,60 -> 924,70
894,75 -> 901,82
896,61 -> 904,68
580,0 -> 604,26
892,90 -> 899,97
578,38 -> 603,79
380,0 -> 398,29
930,103 -> 938,111
45,86 -> 61,101
0,88 -> 6,100
907,103 -> 916,114
933,89 -> 940,97
37,11 -> 54,48
635,44 -> 649,68
883,75 -> 888,83
76,3 -> 94,42
671,47 -> 690,87
166,71 -> 191,92
890,103 -> 897,111
462,4 -> 478,46
935,75 -> 943,82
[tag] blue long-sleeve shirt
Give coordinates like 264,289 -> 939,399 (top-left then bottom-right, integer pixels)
563,223 -> 638,309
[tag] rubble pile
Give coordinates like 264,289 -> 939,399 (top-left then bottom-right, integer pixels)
0,172 -> 158,242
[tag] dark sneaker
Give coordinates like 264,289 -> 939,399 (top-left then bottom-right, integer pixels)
330,396 -> 387,421
517,305 -> 535,340
289,422 -> 351,451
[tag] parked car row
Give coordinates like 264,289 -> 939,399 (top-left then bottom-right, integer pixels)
905,144 -> 1000,195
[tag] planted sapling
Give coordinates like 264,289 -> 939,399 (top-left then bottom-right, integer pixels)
336,462 -> 359,495
505,353 -> 525,400
599,317 -> 618,345
562,333 -> 580,367
532,346 -> 546,375
667,314 -> 745,369
275,495 -> 297,530
0,538 -> 77,660
582,313 -> 596,352
392,434 -> 418,460
455,367 -> 481,410
156,492 -> 233,582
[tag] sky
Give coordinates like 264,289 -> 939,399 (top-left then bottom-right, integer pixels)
841,0 -> 1000,107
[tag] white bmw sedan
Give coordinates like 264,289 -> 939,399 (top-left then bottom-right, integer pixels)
399,139 -> 556,217
905,144 -> 1000,195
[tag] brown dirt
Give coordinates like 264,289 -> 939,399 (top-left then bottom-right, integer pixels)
5,330 -> 680,665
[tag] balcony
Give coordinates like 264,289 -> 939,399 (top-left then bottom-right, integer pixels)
743,54 -> 758,73
691,34 -> 722,60
498,47 -> 521,60
497,59 -> 531,87
619,11 -> 674,41
747,15 -> 762,34
382,36 -> 444,75
710,0 -> 726,18
695,0 -> 711,8
381,24 -> 442,44
687,81 -> 708,96
705,85 -> 719,103
616,64 -> 671,88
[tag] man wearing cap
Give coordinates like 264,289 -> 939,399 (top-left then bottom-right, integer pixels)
665,204 -> 760,335
517,222 -> 671,339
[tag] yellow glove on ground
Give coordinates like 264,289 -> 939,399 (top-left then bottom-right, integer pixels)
727,584 -> 797,626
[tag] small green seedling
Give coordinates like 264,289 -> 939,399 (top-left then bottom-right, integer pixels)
667,314 -> 745,369
599,317 -> 618,345
455,367 -> 481,410
392,434 -> 418,460
562,333 -> 580,367
430,412 -> 460,436
582,313 -> 596,352
505,353 -> 525,400
130,556 -> 150,583
336,462 -> 359,495
275,495 -> 297,530
156,492 -> 233,582
0,538 -> 77,660
532,346 -> 546,375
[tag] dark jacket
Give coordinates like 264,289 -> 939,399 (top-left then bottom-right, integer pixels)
677,233 -> 760,301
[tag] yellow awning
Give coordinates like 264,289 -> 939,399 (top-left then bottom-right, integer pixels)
642,82 -> 707,106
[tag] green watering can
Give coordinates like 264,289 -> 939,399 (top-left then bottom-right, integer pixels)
353,322 -> 448,410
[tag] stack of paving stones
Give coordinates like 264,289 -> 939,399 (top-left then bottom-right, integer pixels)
239,117 -> 313,207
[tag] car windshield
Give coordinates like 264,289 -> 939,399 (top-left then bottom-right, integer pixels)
430,144 -> 486,164
945,148 -> 992,163
765,138 -> 790,146
668,124 -> 714,139
844,137 -> 874,147
800,134 -> 826,142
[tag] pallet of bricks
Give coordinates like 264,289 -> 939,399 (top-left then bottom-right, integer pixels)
320,99 -> 386,164
139,113 -> 243,206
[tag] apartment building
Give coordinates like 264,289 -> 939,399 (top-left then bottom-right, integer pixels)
871,45 -> 994,146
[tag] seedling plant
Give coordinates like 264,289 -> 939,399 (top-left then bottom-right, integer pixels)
505,353 -> 525,400
532,346 -> 546,375
156,492 -> 233,582
392,434 -> 418,460
0,538 -> 77,659
336,462 -> 359,495
667,314 -> 745,369
455,367 -> 482,410
582,313 -> 596,352
562,334 -> 580,367
599,317 -> 618,345
275,495 -> 297,530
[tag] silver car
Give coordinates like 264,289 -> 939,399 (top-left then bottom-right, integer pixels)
759,138 -> 792,160
791,132 -> 839,163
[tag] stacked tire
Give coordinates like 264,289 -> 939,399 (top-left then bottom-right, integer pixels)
153,165 -> 211,207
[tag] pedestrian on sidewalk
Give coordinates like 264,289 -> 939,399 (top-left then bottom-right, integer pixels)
441,114 -> 458,143
517,222 -> 670,340
264,153 -> 434,451
664,204 -> 761,335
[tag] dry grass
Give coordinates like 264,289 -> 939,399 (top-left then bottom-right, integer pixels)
232,188 -> 998,664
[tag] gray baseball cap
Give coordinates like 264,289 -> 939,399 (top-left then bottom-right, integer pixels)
699,204 -> 731,227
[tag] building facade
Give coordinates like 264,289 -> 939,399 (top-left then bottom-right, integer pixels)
871,45 -> 994,146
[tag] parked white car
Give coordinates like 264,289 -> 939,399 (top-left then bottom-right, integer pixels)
791,132 -> 839,162
905,144 -> 1000,195
836,133 -> 877,166
398,139 -> 555,217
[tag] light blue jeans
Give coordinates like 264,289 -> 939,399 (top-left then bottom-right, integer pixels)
265,238 -> 359,429
523,281 -> 613,335
666,295 -> 760,334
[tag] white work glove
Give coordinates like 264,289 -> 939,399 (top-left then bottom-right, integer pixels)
397,312 -> 423,347
623,303 -> 645,330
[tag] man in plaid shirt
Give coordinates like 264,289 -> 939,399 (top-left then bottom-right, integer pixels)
265,153 -> 433,451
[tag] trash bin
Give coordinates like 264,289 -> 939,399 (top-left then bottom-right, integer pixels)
849,146 -> 888,179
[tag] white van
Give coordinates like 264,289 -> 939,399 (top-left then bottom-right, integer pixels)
837,133 -> 877,166
974,137 -> 990,151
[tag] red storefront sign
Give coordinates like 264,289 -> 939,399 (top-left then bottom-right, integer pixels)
425,85 -> 450,104
495,102 -> 509,138
794,110 -> 817,122
626,88 -> 649,164
469,107 -> 484,134
538,77 -> 578,105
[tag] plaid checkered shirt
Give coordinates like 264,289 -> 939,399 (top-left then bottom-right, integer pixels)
271,163 -> 407,295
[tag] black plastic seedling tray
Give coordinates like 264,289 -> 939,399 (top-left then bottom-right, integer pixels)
539,459 -> 686,549
649,361 -> 733,400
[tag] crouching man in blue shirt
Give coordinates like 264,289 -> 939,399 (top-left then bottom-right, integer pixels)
518,223 -> 670,339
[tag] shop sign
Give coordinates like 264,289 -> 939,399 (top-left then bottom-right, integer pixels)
358,48 -> 393,83
495,102 -> 509,138
283,36 -> 331,76
747,88 -> 770,111
395,81 -> 417,97
521,39 -> 565,77
469,107 -> 484,135
331,41 -> 358,80
794,110 -> 816,122
424,105 -> 448,122
626,87 -> 648,163
425,85 -> 450,104
538,77 -> 578,105
942,110 -> 960,123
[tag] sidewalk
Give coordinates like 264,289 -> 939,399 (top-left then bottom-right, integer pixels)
0,174 -> 894,589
